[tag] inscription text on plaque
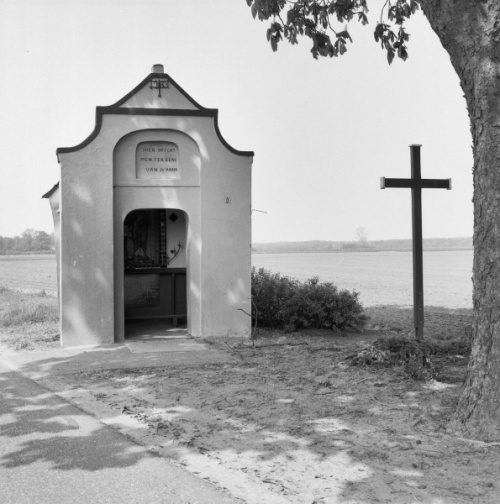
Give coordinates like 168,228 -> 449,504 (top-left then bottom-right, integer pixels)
136,141 -> 180,179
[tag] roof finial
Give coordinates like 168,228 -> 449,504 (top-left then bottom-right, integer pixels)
151,64 -> 164,74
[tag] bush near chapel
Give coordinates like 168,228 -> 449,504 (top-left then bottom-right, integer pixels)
251,267 -> 366,332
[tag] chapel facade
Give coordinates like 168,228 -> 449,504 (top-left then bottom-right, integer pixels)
44,65 -> 253,347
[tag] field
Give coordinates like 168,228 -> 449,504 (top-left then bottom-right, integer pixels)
0,251 -> 473,309
253,250 -> 473,308
0,255 -> 57,296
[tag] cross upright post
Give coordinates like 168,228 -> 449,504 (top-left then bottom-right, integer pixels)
380,145 -> 451,340
411,146 -> 424,340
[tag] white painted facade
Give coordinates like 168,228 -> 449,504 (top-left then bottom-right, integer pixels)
48,66 -> 253,347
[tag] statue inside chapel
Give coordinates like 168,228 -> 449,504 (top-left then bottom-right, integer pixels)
124,210 -> 153,269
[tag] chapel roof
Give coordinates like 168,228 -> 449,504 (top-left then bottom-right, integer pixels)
42,182 -> 59,199
56,64 -> 254,159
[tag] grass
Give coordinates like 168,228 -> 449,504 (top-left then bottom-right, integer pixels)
0,286 -> 58,326
0,287 -> 472,364
0,286 -> 59,350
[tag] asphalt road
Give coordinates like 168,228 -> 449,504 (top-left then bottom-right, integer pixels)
0,360 -> 240,504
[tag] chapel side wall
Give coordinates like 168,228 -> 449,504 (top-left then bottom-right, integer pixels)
52,206 -> 61,311
46,188 -> 61,317
59,146 -> 114,347
200,150 -> 252,337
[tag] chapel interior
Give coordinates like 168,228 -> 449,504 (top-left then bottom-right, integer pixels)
123,208 -> 187,338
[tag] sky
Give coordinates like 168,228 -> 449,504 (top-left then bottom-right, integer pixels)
0,0 -> 473,243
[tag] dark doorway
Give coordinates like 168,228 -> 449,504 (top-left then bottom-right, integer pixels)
123,208 -> 187,339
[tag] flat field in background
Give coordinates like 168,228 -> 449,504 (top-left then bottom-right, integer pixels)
0,250 -> 473,308
0,255 -> 57,296
253,250 -> 473,309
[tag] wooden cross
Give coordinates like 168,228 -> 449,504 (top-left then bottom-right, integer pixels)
380,145 -> 452,340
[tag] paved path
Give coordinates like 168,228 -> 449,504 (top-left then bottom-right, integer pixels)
0,358 -> 240,504
0,338 -> 236,380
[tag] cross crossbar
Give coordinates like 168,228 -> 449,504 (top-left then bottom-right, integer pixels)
380,145 -> 452,340
381,178 -> 452,190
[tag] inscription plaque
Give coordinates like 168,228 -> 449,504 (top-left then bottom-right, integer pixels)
136,141 -> 180,179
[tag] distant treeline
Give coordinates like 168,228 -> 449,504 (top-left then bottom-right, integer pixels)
252,237 -> 472,254
0,229 -> 55,254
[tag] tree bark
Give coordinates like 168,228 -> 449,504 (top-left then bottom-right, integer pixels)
420,0 -> 500,440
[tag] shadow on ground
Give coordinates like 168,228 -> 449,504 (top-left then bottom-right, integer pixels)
0,369 -> 151,472
2,307 -> 497,504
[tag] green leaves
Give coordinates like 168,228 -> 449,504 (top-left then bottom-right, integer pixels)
246,0 -> 419,65
248,0 -> 287,21
358,11 -> 369,26
311,31 -> 334,59
251,267 -> 366,332
266,21 -> 283,51
374,22 -> 410,64
334,30 -> 352,57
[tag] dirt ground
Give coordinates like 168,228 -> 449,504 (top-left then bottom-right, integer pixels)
3,305 -> 500,503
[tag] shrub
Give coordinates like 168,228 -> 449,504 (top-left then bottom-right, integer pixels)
349,334 -> 472,381
251,267 -> 299,329
347,336 -> 435,380
251,267 -> 366,332
373,336 -> 435,380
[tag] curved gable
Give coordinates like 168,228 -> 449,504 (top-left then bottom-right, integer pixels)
56,65 -> 253,159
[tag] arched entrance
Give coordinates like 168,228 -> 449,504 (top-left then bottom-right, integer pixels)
122,208 -> 188,339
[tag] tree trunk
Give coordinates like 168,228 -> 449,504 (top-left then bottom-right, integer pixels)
420,0 -> 500,440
